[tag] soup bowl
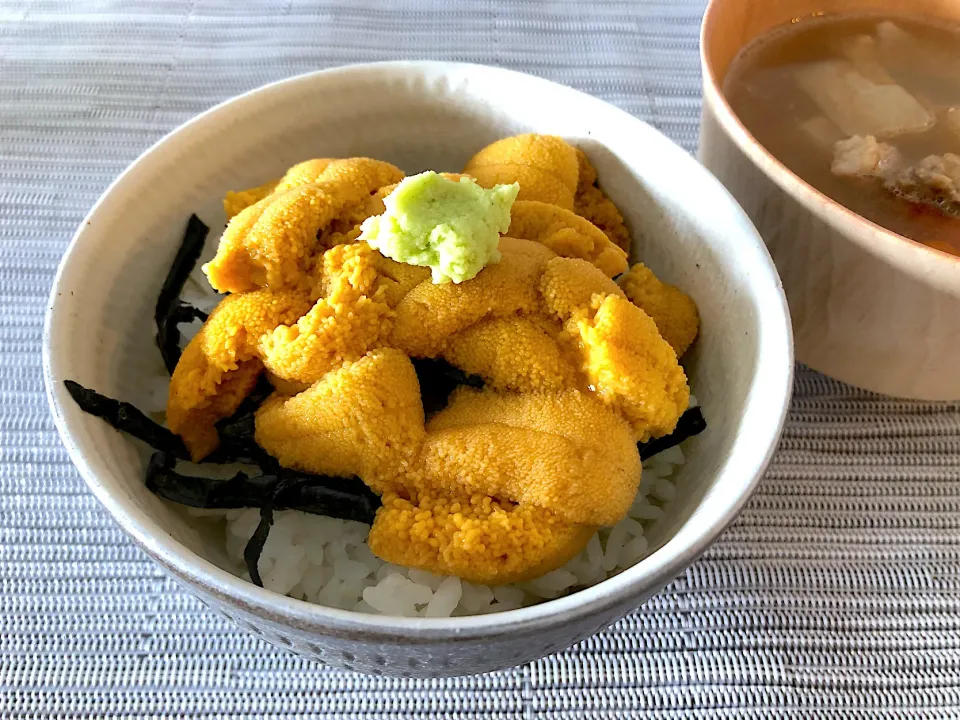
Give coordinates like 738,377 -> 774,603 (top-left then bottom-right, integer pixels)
43,61 -> 792,677
700,0 -> 960,400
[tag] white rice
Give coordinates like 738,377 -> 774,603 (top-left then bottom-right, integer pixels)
183,443 -> 690,618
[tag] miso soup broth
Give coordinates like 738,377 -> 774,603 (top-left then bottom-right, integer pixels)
724,12 -> 960,257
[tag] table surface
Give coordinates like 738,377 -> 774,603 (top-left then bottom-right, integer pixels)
3,1 -> 960,717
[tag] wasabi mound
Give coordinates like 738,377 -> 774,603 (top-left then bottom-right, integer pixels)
359,171 -> 519,284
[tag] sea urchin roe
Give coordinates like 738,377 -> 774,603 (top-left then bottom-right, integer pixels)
390,237 -> 553,358
539,255 -> 625,321
160,142 -> 703,591
257,243 -> 394,385
223,179 -> 279,220
368,491 -> 596,585
568,293 -> 689,442
507,200 -> 628,277
618,262 -> 700,357
359,171 -> 519,284
166,288 -> 313,460
441,315 -> 577,393
254,348 -> 426,492
572,148 -> 633,253
464,134 -> 580,210
204,158 -> 404,294
168,359 -> 264,461
423,387 -> 641,526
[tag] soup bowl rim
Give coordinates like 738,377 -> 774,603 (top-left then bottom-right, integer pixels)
700,0 -> 960,294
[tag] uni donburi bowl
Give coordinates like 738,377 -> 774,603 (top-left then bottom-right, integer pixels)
43,61 -> 793,677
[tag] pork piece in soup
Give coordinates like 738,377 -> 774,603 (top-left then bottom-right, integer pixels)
724,13 -> 960,257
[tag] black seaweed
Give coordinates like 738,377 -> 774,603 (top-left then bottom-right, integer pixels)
240,469 -> 383,586
637,406 -> 707,461
146,451 -> 268,507
155,214 -> 211,374
245,500 -> 277,587
64,380 -> 190,459
146,452 -> 380,586
67,376 -> 378,587
145,452 -> 378,520
204,376 -> 276,466
412,357 -> 485,415
242,473 -> 379,584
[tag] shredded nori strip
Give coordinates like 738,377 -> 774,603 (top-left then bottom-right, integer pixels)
155,214 -> 210,374
64,377 -> 269,466
145,452 -> 378,520
242,473 -> 380,585
64,380 -> 190,460
147,452 -> 265,505
245,499 -> 278,587
204,411 -> 275,467
146,451 -> 380,586
171,299 -> 209,324
637,406 -> 707,461
412,357 -> 485,415
157,297 -> 209,374
67,378 -> 379,587
204,375 -> 276,467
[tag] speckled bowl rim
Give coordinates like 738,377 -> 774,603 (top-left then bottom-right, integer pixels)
43,61 -> 793,643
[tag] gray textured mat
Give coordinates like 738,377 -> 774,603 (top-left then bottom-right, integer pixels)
2,1 -> 958,717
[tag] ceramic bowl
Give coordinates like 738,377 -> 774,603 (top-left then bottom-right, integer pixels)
699,0 -> 960,400
43,61 -> 792,677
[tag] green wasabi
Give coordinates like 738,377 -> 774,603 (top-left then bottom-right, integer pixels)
358,171 -> 520,284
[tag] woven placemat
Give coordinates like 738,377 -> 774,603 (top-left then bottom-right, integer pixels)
2,1 -> 958,716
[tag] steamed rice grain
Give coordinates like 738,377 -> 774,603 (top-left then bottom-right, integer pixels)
200,447 -> 687,617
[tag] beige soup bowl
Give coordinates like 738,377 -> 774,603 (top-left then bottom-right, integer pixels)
699,0 -> 960,400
